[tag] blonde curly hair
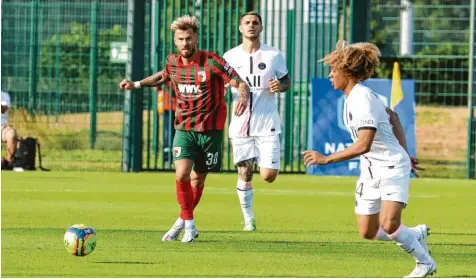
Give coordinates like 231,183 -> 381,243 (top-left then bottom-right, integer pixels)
320,40 -> 381,82
170,15 -> 200,33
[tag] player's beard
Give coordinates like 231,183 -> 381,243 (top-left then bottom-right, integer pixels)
180,46 -> 196,59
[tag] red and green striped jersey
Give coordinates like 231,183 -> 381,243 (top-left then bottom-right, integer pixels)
161,50 -> 238,132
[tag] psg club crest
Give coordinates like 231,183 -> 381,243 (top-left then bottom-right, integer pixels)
258,62 -> 266,70
197,71 -> 206,82
173,147 -> 181,157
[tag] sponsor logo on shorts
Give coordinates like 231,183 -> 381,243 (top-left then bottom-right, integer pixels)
173,147 -> 181,157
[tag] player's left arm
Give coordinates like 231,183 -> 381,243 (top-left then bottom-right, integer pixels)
269,52 -> 291,93
385,107 -> 425,177
302,129 -> 375,167
385,107 -> 407,150
269,74 -> 291,93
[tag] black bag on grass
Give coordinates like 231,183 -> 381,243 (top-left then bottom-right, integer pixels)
13,137 -> 49,171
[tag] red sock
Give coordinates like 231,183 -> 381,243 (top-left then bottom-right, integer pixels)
176,180 -> 193,220
192,184 -> 204,209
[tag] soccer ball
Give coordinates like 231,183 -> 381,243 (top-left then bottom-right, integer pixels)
63,224 -> 97,256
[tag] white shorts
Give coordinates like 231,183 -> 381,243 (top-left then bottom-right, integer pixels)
354,167 -> 410,215
230,134 -> 280,169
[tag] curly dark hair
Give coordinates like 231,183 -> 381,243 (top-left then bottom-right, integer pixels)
320,40 -> 381,82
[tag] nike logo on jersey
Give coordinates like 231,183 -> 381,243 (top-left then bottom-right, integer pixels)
387,192 -> 397,196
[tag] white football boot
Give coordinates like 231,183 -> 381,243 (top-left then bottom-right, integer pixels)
161,225 -> 183,242
162,225 -> 199,242
404,260 -> 437,278
243,217 -> 256,232
181,226 -> 198,243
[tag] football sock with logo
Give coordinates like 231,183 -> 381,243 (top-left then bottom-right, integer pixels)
176,180 -> 194,220
237,179 -> 254,221
192,184 -> 204,209
388,224 -> 432,264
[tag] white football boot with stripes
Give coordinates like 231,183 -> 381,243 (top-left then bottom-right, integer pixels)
404,260 -> 437,278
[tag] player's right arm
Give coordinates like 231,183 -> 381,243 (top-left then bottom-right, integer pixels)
120,55 -> 172,90
228,76 -> 250,116
119,70 -> 170,90
385,107 -> 425,177
385,107 -> 407,150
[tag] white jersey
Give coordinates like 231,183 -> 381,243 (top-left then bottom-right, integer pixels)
223,43 -> 288,138
1,91 -> 11,126
344,83 -> 411,178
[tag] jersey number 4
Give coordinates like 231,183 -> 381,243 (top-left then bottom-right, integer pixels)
356,183 -> 364,197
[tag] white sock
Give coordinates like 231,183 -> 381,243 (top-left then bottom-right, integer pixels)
388,224 -> 432,264
372,227 -> 391,241
237,179 -> 254,221
173,217 -> 185,228
184,219 -> 195,229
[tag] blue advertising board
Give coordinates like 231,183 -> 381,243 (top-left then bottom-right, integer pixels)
307,78 -> 416,176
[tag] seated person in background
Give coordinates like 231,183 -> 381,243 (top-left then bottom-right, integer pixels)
1,91 -> 19,170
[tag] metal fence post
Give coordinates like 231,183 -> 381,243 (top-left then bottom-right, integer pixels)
89,0 -> 99,149
122,0 -> 145,172
152,0 -> 160,169
28,0 -> 39,116
55,4 -> 61,122
349,0 -> 369,43
284,9 -> 295,169
468,0 -> 476,179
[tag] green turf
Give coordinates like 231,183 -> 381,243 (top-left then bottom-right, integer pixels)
1,172 -> 475,277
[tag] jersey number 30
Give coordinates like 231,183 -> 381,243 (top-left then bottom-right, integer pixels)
206,152 -> 219,166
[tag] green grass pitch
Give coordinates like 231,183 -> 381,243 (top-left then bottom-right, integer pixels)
1,172 -> 475,277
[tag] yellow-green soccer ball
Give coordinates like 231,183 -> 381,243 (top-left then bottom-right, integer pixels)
63,224 -> 97,256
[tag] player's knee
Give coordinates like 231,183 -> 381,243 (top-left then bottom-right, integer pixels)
237,159 -> 254,181
175,172 -> 191,182
191,175 -> 206,188
261,170 -> 278,183
381,219 -> 401,235
262,173 -> 277,183
239,173 -> 253,182
358,227 -> 375,240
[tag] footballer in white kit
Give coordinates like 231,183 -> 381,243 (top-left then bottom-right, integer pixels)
224,43 -> 288,169
223,11 -> 291,232
303,41 -> 436,278
343,83 -> 412,215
